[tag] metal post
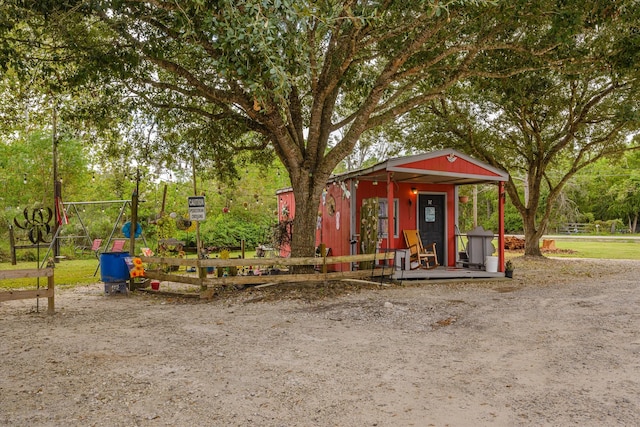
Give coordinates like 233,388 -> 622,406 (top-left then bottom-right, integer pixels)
192,154 -> 207,290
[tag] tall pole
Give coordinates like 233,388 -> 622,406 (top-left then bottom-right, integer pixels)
191,154 -> 204,257
52,100 -> 61,262
192,154 -> 207,289
498,182 -> 505,272
129,170 -> 139,291
472,185 -> 478,228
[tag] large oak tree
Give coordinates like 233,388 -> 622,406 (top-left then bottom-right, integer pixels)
393,2 -> 639,256
4,0 -> 594,257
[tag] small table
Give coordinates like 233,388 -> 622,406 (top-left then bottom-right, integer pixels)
394,249 -> 411,271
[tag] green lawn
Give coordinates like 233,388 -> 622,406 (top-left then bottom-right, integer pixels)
544,239 -> 640,260
0,259 -> 99,289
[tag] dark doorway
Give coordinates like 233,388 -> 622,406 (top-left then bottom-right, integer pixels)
418,194 -> 446,263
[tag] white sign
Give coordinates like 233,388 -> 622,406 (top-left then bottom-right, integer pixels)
188,196 -> 206,221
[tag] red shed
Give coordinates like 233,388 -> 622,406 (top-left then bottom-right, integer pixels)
277,149 -> 509,278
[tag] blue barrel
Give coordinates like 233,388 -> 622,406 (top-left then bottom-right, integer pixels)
100,252 -> 130,283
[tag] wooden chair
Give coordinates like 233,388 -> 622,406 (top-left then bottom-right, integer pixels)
403,229 -> 439,270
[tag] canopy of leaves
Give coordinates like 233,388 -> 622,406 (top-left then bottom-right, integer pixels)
384,1 -> 639,253
5,0 -> 622,256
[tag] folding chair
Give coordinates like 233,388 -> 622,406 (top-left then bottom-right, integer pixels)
402,229 -> 439,270
91,239 -> 103,260
109,239 -> 127,252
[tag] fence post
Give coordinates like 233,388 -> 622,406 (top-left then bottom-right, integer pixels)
9,225 -> 16,265
48,273 -> 55,314
0,268 -> 55,314
320,243 -> 328,275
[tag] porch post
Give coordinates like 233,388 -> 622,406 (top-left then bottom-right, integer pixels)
387,172 -> 394,251
498,181 -> 505,272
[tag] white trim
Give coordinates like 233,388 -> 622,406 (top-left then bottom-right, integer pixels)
389,166 -> 507,182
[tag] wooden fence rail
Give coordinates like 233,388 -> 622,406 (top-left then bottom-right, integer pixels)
140,251 -> 396,299
0,268 -> 55,313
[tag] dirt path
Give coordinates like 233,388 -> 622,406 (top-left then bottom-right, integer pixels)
1,257 -> 639,426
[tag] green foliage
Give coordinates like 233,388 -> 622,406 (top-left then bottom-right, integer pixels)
198,211 -> 272,249
5,0 -> 639,258
0,131 -> 88,207
155,213 -> 177,241
560,152 -> 640,233
505,259 -> 514,272
4,0 -> 569,258
550,239 -> 640,259
393,1 -> 640,254
503,206 -> 524,234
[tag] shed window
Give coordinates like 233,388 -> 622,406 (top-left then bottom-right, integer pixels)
378,199 -> 399,238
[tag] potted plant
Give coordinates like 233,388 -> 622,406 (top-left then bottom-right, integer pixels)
505,259 -> 514,278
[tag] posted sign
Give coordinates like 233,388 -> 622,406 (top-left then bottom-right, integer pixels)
188,196 -> 206,221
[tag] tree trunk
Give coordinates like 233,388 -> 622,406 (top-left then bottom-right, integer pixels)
290,191 -> 319,258
287,172 -> 327,271
628,213 -> 638,233
522,210 -> 544,257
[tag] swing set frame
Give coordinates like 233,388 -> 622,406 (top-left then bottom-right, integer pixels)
37,199 -> 147,268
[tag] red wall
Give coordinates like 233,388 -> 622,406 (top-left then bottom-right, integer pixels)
355,180 -> 457,266
278,179 -> 459,267
401,156 -> 502,178
277,186 -> 352,270
316,183 -> 352,269
276,191 -> 296,257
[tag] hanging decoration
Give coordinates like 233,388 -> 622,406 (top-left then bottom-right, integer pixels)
175,216 -> 193,231
326,195 -> 336,216
56,196 -> 68,225
281,203 -> 290,219
359,198 -> 379,270
122,221 -> 143,238
340,181 -> 350,199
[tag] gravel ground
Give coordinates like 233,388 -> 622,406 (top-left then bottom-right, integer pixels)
1,257 -> 639,426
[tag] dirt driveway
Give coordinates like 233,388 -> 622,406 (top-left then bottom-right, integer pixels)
1,257 -> 639,426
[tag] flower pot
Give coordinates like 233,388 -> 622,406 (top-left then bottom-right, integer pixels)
505,270 -> 513,278
459,196 -> 469,204
151,280 -> 160,290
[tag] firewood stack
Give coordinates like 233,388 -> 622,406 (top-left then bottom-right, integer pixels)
504,236 -> 525,250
